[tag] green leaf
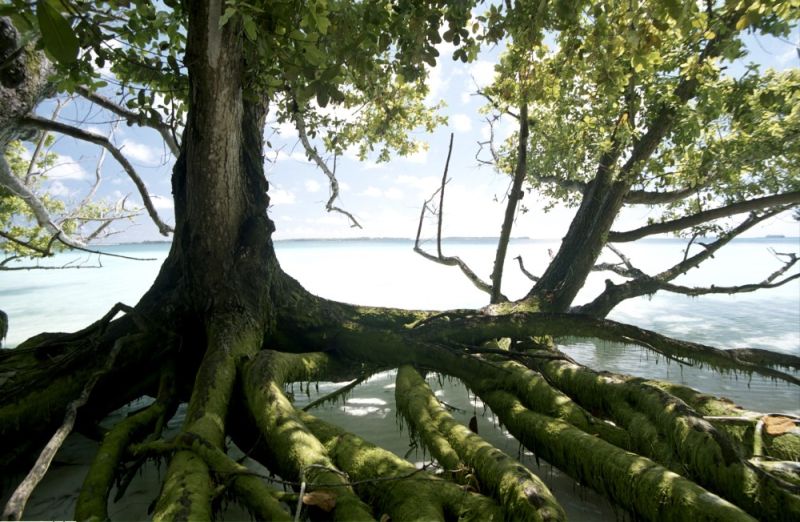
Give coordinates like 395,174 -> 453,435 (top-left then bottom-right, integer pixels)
243,15 -> 257,41
36,0 -> 79,64
219,7 -> 237,28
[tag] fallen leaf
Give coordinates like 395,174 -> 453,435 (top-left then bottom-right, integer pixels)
302,490 -> 337,512
763,416 -> 797,436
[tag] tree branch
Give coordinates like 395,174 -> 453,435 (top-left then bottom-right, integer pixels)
609,192 -> 800,242
490,103 -> 528,304
414,136 -> 499,298
0,154 -> 85,249
513,255 -> 538,282
580,208 -> 794,317
293,110 -> 362,229
76,85 -> 180,156
411,312 -> 800,385
20,115 -> 173,236
626,185 -> 704,205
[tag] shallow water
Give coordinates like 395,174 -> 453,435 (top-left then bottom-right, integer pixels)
1,237 -> 798,520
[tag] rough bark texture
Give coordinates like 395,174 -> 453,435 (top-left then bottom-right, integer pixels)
1,5 -> 798,522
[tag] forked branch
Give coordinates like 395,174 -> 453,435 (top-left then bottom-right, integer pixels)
414,134 -> 498,297
293,108 -> 362,228
19,115 -> 173,236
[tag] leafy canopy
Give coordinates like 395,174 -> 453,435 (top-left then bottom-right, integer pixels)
481,0 -> 798,226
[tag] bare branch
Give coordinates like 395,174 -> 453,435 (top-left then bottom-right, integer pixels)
579,208 -> 794,317
24,98 -> 68,184
513,255 -> 539,282
609,192 -> 800,242
20,115 -> 173,236
76,85 -> 180,156
414,135 -> 498,298
591,244 -> 649,279
293,110 -> 362,229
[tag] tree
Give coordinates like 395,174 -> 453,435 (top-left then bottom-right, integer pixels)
1,1 -> 799,521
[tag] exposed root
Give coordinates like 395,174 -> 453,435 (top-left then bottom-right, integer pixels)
240,350 -> 375,521
396,365 -> 566,522
153,318 -> 262,521
2,332 -> 133,521
477,389 -> 757,521
75,366 -> 177,522
526,354 -> 800,520
132,433 -> 292,521
411,312 -> 800,385
298,409 -> 504,522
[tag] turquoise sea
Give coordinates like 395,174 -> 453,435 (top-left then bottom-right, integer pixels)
1,237 -> 799,520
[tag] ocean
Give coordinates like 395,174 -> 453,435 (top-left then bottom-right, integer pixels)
1,237 -> 799,520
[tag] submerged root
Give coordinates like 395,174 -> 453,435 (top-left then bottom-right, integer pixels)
528,354 -> 800,520
478,389 -> 756,522
395,365 -> 566,522
298,409 -> 504,522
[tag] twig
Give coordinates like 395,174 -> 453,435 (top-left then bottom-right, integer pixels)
513,255 -> 539,282
302,375 -> 368,411
437,134 -> 454,258
413,137 -> 499,298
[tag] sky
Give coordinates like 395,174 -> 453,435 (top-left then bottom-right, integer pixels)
28,21 -> 800,244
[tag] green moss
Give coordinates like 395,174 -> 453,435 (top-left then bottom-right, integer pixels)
299,410 -> 504,522
481,390 -> 756,522
241,351 -> 375,521
396,365 -> 565,522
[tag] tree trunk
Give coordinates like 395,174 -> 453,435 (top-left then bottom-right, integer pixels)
527,173 -> 628,312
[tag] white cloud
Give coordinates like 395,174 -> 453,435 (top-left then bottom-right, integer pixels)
468,60 -> 497,89
425,65 -> 448,104
150,195 -> 174,209
270,188 -> 296,205
777,46 -> 798,65
276,121 -> 297,139
48,156 -> 87,180
404,149 -> 429,164
451,113 -> 473,133
395,174 -> 440,196
121,139 -> 159,165
47,180 -> 72,197
305,179 -> 322,193
359,186 -> 404,201
384,187 -> 404,200
361,186 -> 383,198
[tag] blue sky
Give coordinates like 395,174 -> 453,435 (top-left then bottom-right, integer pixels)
30,23 -> 800,243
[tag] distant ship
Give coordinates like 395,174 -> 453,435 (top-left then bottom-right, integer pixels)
765,234 -> 786,238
